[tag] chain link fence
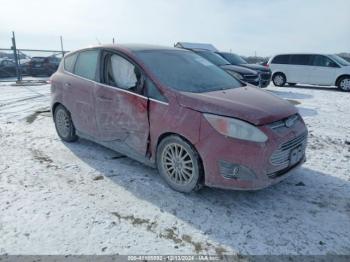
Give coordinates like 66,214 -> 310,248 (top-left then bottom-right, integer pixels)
0,49 -> 66,82
0,32 -> 68,82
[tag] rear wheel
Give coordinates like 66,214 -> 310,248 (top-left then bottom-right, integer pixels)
156,135 -> 203,193
272,73 -> 286,87
337,76 -> 350,92
53,105 -> 78,142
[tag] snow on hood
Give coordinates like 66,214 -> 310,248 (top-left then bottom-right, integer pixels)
177,86 -> 298,125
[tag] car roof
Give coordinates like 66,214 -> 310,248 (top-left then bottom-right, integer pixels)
272,53 -> 333,56
69,44 -> 185,54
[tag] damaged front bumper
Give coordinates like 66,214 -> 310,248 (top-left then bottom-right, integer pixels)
196,114 -> 308,190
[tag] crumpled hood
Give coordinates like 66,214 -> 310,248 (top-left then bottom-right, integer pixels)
177,86 -> 298,125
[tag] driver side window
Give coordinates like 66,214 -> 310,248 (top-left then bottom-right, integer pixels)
104,53 -> 140,91
313,55 -> 338,67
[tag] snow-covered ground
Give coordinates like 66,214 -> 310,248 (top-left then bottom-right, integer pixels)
0,83 -> 349,255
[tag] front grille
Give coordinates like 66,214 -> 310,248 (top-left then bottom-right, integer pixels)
267,159 -> 303,179
270,132 -> 307,168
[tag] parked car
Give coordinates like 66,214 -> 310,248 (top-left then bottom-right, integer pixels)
268,54 -> 350,91
51,44 -> 308,192
216,52 -> 271,87
29,56 -> 61,76
0,59 -> 16,77
175,42 -> 262,87
19,59 -> 31,75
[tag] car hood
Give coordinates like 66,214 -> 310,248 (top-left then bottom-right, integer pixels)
220,64 -> 257,75
240,63 -> 271,72
177,86 -> 297,125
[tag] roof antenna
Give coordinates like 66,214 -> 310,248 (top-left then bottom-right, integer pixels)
113,37 -> 115,44
96,38 -> 101,45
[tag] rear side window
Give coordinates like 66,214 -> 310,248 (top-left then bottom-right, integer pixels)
290,55 -> 311,65
74,50 -> 99,80
271,55 -> 290,64
64,53 -> 78,73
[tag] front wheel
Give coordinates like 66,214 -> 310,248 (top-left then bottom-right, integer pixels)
337,76 -> 350,92
272,73 -> 286,87
156,135 -> 203,193
53,105 -> 78,142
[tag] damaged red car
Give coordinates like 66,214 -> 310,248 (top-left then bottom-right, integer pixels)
51,44 -> 308,192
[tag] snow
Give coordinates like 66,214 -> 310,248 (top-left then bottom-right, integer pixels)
0,83 -> 349,255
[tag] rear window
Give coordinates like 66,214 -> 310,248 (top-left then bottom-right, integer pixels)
74,50 -> 99,80
31,57 -> 45,62
290,55 -> 312,65
64,53 -> 78,73
271,55 -> 290,64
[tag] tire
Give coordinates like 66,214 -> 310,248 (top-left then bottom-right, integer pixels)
53,105 -> 78,142
156,135 -> 203,193
337,76 -> 350,92
288,83 -> 296,86
272,73 -> 286,87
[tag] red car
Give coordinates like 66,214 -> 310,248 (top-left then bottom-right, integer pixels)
51,44 -> 307,192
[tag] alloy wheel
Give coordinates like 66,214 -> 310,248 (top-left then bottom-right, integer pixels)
161,143 -> 194,185
274,75 -> 284,86
340,78 -> 350,91
55,108 -> 71,138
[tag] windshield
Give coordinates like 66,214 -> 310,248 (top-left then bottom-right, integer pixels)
329,54 -> 350,66
195,50 -> 231,66
135,50 -> 242,93
219,52 -> 247,65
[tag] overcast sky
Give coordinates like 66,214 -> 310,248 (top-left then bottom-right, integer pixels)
0,0 -> 349,56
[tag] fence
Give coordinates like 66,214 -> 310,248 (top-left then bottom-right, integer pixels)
0,32 -> 68,82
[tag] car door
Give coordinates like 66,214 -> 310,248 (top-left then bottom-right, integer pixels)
94,51 -> 149,157
287,55 -> 312,84
309,55 -> 339,85
62,49 -> 99,138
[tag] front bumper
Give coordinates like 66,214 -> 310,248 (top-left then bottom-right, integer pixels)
196,115 -> 308,190
244,72 -> 271,88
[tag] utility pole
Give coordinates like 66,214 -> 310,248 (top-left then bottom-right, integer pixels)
60,36 -> 64,56
11,31 -> 21,82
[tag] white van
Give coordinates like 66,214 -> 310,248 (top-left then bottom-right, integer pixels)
268,54 -> 350,91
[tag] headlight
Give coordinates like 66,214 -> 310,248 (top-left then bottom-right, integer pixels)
227,71 -> 243,80
203,114 -> 268,142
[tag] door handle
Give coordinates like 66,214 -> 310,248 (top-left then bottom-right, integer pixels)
64,82 -> 71,87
